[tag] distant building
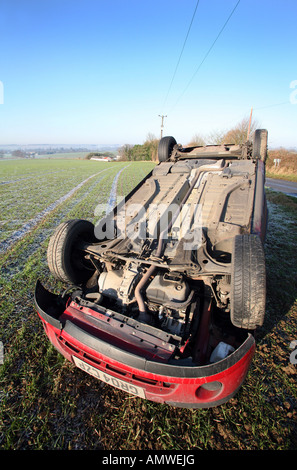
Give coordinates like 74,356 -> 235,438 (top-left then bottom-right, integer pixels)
90,156 -> 111,162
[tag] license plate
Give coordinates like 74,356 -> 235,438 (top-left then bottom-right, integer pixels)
73,356 -> 146,398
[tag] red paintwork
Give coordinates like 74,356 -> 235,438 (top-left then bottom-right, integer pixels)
37,300 -> 255,408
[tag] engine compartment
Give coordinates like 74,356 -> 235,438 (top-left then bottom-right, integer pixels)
76,253 -> 243,364
71,261 -> 247,367
98,267 -> 193,335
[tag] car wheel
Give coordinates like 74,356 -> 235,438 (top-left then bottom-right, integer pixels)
252,129 -> 268,162
230,234 -> 266,330
47,219 -> 96,285
158,136 -> 177,162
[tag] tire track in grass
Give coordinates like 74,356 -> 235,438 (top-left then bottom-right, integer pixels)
105,165 -> 130,214
93,166 -> 129,238
51,165 -> 129,225
0,176 -> 110,284
0,167 -> 115,254
0,165 -> 130,282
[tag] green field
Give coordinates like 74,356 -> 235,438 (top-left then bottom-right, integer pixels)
35,152 -> 89,159
0,159 -> 296,450
0,159 -> 150,245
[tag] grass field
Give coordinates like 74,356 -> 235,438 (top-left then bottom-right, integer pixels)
0,159 -> 296,450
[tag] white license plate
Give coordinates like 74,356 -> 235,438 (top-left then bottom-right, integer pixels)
73,356 -> 146,398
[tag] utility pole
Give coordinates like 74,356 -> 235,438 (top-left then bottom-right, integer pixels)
247,107 -> 253,140
158,114 -> 167,139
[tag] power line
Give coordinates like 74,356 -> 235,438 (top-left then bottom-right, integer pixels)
162,0 -> 200,111
170,0 -> 241,112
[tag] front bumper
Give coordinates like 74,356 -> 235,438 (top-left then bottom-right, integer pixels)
34,281 -> 255,408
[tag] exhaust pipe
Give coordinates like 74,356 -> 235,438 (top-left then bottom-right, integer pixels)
135,163 -> 226,320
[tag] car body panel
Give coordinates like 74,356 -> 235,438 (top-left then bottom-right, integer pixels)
35,281 -> 255,408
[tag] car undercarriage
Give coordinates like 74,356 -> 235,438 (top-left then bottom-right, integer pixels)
35,130 -> 268,407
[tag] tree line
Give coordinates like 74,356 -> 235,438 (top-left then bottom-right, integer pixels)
118,134 -> 159,162
189,116 -> 259,147
118,117 -> 260,162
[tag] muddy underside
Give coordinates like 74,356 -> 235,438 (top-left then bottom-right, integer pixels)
72,157 -> 256,365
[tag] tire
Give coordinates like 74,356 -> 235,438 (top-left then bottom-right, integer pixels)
47,219 -> 96,285
158,136 -> 177,162
252,129 -> 268,162
230,234 -> 266,330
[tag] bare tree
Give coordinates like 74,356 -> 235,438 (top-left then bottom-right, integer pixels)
144,133 -> 159,161
188,133 -> 206,146
145,132 -> 158,142
118,144 -> 134,161
222,116 -> 260,145
207,129 -> 226,145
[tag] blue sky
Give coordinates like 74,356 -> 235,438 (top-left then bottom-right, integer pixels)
0,0 -> 296,148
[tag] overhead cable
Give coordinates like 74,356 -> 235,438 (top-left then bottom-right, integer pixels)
169,0 -> 241,112
162,0 -> 200,111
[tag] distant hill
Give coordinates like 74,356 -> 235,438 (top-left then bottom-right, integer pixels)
0,144 -> 120,153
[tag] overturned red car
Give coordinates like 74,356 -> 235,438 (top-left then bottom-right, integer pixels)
35,130 -> 268,408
